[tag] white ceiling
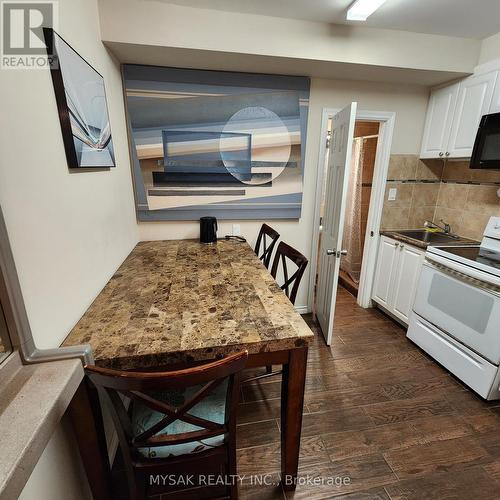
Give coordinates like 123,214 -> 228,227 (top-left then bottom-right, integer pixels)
161,0 -> 500,39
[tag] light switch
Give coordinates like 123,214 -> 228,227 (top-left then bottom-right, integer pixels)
388,188 -> 397,201
232,224 -> 241,236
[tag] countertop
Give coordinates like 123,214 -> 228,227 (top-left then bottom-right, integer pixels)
62,239 -> 313,370
0,353 -> 83,499
380,230 -> 479,249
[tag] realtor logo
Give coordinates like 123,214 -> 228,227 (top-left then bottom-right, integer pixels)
1,1 -> 58,68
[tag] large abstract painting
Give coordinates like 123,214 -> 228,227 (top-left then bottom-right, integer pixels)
122,65 -> 310,220
44,29 -> 115,168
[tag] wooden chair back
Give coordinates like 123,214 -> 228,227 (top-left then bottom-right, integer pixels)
85,351 -> 248,499
270,242 -> 308,305
254,223 -> 280,269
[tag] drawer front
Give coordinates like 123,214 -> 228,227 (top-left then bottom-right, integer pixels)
407,314 -> 497,399
413,263 -> 500,364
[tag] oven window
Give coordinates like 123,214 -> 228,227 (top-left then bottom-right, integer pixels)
428,274 -> 493,333
481,131 -> 500,161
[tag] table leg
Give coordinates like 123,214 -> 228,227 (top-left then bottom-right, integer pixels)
68,379 -> 112,500
280,346 -> 308,491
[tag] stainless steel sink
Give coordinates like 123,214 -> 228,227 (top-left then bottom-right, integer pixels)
395,230 -> 460,244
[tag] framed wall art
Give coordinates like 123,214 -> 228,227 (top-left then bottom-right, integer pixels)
122,65 -> 310,220
44,28 -> 115,168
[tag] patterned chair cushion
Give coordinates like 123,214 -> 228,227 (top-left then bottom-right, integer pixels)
131,380 -> 227,459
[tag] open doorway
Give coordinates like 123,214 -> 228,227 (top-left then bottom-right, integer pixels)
309,108 -> 395,338
338,121 -> 379,297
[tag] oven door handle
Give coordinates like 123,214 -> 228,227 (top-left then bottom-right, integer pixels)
425,253 -> 500,289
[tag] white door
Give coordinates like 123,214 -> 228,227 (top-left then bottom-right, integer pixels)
316,103 -> 357,344
371,236 -> 399,309
420,83 -> 460,159
447,72 -> 497,158
391,243 -> 424,323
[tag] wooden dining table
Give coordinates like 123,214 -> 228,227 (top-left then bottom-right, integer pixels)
63,239 -> 313,498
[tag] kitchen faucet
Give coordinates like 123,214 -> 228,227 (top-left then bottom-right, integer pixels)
424,219 -> 452,234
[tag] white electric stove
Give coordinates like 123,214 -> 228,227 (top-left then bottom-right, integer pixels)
407,216 -> 500,400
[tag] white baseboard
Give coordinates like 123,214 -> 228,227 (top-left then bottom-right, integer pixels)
294,305 -> 310,314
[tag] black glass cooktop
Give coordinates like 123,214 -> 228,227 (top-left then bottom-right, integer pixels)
441,246 -> 500,270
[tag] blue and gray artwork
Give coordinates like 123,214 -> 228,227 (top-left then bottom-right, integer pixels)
122,65 -> 310,220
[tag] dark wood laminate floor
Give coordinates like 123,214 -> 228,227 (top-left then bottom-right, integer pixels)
237,287 -> 500,500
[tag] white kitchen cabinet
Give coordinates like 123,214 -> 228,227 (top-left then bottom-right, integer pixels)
372,236 -> 399,308
447,72 -> 497,158
420,82 -> 459,159
489,74 -> 500,113
391,244 -> 425,323
420,71 -> 498,159
372,236 -> 425,325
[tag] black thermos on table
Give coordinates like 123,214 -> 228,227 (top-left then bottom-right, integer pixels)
200,216 -> 218,244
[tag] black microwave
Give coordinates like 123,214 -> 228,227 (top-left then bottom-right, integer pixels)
471,112 -> 500,169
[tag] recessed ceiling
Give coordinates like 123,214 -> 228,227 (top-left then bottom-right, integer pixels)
160,0 -> 500,39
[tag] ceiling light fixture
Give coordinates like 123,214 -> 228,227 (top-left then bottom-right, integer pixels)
347,0 -> 388,21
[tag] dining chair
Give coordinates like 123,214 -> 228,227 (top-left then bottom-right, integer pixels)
258,242 -> 308,378
254,223 -> 280,269
85,351 -> 248,500
270,242 -> 308,306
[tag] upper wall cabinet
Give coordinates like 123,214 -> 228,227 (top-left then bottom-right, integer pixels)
447,72 -> 497,157
420,71 -> 498,159
420,83 -> 459,159
490,75 -> 500,114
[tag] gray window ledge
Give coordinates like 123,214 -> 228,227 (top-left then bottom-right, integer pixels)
0,352 -> 84,499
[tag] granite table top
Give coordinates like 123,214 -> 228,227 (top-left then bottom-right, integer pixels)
62,239 -> 313,370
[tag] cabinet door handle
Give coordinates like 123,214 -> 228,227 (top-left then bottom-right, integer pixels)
439,152 -> 444,157
445,152 -> 450,156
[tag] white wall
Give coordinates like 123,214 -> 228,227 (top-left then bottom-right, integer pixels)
479,32 -> 500,64
139,78 -> 429,309
0,0 -> 137,497
98,0 -> 480,75
18,417 -> 92,500
0,0 -> 138,350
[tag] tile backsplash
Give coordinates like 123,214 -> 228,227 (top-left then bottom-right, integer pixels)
381,156 -> 500,241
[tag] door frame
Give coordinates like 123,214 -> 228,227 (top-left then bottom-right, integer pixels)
308,108 -> 395,312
